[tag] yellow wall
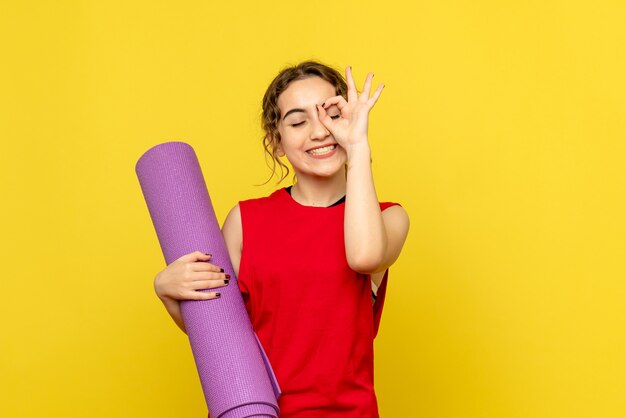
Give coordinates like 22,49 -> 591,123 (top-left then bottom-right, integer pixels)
1,1 -> 625,417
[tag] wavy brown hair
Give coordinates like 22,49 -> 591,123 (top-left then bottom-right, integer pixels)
261,61 -> 348,183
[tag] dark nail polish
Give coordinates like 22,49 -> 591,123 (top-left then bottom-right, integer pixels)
204,253 -> 212,256
215,293 -> 221,298
220,268 -> 224,273
224,279 -> 230,285
321,102 -> 326,107
225,274 -> 231,279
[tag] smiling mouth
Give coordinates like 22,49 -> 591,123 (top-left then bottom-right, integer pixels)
306,144 -> 337,156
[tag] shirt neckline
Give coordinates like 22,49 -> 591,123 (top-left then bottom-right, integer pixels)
282,186 -> 346,208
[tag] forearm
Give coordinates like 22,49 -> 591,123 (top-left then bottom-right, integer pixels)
160,296 -> 187,334
344,141 -> 388,273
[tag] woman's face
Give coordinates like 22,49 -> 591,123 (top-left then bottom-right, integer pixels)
276,76 -> 346,179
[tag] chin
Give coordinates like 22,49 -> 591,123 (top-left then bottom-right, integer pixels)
311,164 -> 346,178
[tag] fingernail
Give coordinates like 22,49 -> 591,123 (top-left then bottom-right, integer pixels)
321,102 -> 326,107
225,274 -> 231,279
204,253 -> 212,256
224,279 -> 230,285
220,268 -> 224,272
215,293 -> 221,298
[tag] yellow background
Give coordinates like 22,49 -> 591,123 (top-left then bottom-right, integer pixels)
1,1 -> 625,417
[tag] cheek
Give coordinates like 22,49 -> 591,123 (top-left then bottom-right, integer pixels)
279,129 -> 304,150
277,125 -> 292,142
337,147 -> 349,164
276,137 -> 296,157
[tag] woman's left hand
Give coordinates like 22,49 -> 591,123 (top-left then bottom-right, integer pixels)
316,66 -> 384,150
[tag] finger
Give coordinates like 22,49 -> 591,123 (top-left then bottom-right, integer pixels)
191,261 -> 224,273
186,290 -> 222,301
316,105 -> 342,138
368,83 -> 385,107
360,72 -> 374,101
322,95 -> 348,111
188,270 -> 230,281
316,104 -> 335,131
176,250 -> 212,263
188,278 -> 230,290
345,66 -> 358,102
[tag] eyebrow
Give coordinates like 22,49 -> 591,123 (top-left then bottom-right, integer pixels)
282,108 -> 306,121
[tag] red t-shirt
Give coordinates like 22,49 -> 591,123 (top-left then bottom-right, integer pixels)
235,188 -> 398,417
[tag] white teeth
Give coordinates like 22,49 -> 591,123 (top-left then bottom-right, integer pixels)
307,145 -> 336,156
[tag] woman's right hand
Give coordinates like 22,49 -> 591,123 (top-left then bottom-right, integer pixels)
154,251 -> 230,302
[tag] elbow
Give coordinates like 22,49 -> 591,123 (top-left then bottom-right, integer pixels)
347,252 -> 385,275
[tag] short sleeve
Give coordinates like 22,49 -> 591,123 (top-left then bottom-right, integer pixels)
379,202 -> 401,211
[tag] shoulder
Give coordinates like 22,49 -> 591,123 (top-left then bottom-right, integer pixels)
222,204 -> 244,275
380,203 -> 410,246
222,204 -> 242,245
223,188 -> 286,236
239,188 -> 285,211
223,203 -> 242,229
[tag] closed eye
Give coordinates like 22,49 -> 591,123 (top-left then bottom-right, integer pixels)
330,114 -> 340,120
291,121 -> 305,127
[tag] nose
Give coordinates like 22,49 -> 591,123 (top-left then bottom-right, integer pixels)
310,112 -> 330,141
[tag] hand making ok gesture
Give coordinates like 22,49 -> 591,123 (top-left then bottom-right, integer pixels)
316,66 -> 384,151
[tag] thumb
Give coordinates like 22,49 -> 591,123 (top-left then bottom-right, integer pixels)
176,251 -> 212,263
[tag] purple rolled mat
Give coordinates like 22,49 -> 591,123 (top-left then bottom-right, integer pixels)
135,141 -> 280,417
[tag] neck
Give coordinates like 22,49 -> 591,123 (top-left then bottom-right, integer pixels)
290,170 -> 347,207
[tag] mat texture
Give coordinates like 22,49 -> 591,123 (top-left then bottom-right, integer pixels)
136,141 -> 280,417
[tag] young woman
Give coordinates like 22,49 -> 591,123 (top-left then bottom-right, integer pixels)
154,61 -> 410,417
